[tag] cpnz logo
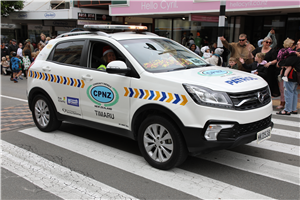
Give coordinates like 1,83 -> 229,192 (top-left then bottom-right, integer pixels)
87,83 -> 119,107
198,69 -> 232,76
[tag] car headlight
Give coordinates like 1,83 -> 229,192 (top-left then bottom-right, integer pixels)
183,84 -> 233,109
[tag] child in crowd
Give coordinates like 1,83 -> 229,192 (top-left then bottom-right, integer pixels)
277,38 -> 300,82
239,52 -> 268,80
23,50 -> 32,78
205,48 -> 224,66
227,57 -> 238,69
1,56 -> 9,75
10,52 -> 22,82
201,46 -> 212,59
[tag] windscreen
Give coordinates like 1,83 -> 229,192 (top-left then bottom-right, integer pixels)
119,38 -> 209,72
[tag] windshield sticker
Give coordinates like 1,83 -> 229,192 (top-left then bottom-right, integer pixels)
87,83 -> 119,107
124,87 -> 188,106
187,58 -> 202,65
143,58 -> 192,69
225,76 -> 259,85
198,69 -> 232,76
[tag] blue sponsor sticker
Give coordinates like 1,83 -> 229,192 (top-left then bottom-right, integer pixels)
225,76 -> 259,85
198,69 -> 232,76
67,97 -> 79,107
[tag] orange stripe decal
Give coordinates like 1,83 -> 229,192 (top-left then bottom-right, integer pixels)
166,93 -> 174,103
81,80 -> 85,88
74,78 -> 78,87
67,77 -> 70,85
134,88 -> 139,98
144,90 -> 149,99
180,95 -> 188,106
153,91 -> 160,101
124,87 -> 129,96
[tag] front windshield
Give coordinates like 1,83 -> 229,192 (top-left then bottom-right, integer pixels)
119,38 -> 209,72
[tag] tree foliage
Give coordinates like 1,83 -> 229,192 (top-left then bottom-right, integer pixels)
1,1 -> 24,17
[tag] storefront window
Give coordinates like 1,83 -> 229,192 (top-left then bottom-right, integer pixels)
173,18 -> 190,45
154,19 -> 172,39
28,24 -> 50,44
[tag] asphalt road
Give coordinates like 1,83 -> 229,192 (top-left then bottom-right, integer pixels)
1,74 -> 300,200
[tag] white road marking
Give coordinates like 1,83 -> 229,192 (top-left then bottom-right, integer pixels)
19,127 -> 274,199
271,128 -> 300,139
272,118 -> 300,128
197,150 -> 299,185
1,140 -> 137,200
0,95 -> 28,102
246,140 -> 299,156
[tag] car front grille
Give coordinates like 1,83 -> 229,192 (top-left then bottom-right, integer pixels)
217,115 -> 272,140
228,86 -> 271,111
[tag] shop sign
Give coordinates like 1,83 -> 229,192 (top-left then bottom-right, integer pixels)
96,14 -> 112,21
78,13 -> 95,20
141,0 -> 178,10
191,15 -> 218,23
18,13 -> 27,18
44,12 -> 56,19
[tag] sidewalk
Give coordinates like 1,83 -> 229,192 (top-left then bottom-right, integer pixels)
272,85 -> 300,110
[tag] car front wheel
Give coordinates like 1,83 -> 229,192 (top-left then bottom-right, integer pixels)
32,94 -> 61,132
138,115 -> 187,170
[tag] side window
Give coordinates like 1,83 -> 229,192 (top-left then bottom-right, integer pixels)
52,41 -> 84,66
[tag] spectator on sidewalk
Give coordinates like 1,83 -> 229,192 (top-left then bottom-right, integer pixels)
252,36 -> 280,97
7,39 -> 18,56
24,39 -> 34,52
276,39 -> 300,115
220,34 -> 255,72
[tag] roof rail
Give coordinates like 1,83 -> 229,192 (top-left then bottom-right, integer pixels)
56,31 -> 111,38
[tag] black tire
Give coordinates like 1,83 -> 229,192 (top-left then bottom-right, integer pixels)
32,94 -> 61,132
138,115 -> 188,170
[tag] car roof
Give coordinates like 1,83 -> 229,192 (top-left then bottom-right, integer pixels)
55,31 -> 162,42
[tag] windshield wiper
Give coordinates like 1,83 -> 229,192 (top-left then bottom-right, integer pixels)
168,67 -> 187,71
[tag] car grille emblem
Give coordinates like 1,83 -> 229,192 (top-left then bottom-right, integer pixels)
257,92 -> 264,103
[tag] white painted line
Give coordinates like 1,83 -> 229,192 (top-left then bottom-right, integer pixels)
272,118 -> 300,129
197,150 -> 299,185
247,140 -> 299,156
1,140 -> 138,200
19,127 -> 274,199
271,128 -> 300,139
272,111 -> 300,118
0,95 -> 28,102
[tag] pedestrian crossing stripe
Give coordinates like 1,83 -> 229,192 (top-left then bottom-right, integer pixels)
124,87 -> 188,106
28,70 -> 85,88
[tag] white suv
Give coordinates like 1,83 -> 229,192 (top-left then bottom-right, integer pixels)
27,25 -> 273,170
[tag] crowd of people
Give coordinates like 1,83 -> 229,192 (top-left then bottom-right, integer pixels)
186,29 -> 299,115
1,33 -> 52,83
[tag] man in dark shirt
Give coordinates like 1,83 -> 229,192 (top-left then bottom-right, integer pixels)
7,39 -> 18,56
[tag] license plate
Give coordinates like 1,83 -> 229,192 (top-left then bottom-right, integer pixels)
257,127 -> 271,143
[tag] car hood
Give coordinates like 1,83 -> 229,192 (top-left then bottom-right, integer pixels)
154,66 -> 268,93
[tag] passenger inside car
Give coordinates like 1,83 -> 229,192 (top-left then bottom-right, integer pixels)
96,46 -> 116,71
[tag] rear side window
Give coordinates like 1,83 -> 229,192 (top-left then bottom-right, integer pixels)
52,41 -> 84,66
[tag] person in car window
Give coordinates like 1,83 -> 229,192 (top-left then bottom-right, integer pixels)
97,46 -> 116,71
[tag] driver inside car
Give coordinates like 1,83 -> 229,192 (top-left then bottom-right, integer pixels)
97,46 -> 116,71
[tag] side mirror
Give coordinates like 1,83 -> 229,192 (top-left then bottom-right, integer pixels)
106,60 -> 131,74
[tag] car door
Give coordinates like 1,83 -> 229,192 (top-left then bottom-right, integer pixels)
79,40 -> 132,129
44,40 -> 86,118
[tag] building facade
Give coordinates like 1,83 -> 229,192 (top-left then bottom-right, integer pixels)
109,0 -> 300,49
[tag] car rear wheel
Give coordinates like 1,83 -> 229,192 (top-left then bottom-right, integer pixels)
32,95 -> 61,132
138,115 -> 187,170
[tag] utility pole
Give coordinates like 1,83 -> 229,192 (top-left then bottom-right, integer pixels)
217,0 -> 226,47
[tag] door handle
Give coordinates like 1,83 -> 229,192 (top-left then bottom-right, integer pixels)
42,66 -> 51,71
81,74 -> 93,81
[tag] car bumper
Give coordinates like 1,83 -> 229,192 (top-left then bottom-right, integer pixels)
182,115 -> 273,155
